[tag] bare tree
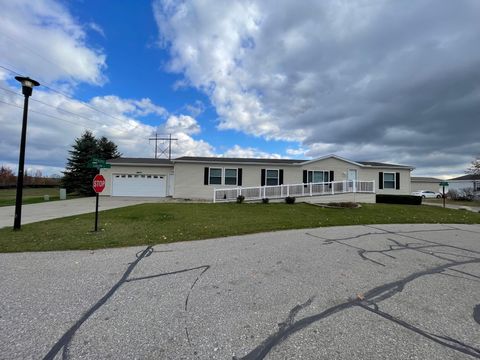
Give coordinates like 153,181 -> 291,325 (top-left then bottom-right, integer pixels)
466,156 -> 480,175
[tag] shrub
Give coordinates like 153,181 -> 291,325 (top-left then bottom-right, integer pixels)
376,194 -> 422,205
326,202 -> 359,208
262,198 -> 269,204
285,196 -> 296,204
236,195 -> 245,203
448,188 -> 474,201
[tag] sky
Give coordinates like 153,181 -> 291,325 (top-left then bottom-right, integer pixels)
0,0 -> 478,178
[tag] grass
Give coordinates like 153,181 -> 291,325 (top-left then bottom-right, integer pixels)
423,198 -> 480,207
0,188 -> 81,207
0,202 -> 479,253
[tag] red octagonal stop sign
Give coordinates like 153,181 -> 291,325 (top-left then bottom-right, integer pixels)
92,174 -> 106,193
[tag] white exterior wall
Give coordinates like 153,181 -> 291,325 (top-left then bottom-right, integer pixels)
361,168 -> 411,195
100,165 -> 174,196
173,162 -> 293,200
174,158 -> 412,200
411,181 -> 441,193
295,158 -> 410,195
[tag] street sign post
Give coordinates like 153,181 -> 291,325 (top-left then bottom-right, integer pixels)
92,174 -> 106,231
87,158 -> 111,169
439,181 -> 449,208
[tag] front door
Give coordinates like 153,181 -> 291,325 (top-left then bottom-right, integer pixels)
347,169 -> 357,191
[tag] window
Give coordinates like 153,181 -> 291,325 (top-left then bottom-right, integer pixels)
383,172 -> 395,189
209,168 -> 222,185
224,168 -> 238,185
475,182 -> 480,191
266,169 -> 279,186
308,170 -> 329,183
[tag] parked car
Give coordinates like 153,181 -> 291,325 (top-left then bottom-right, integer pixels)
411,190 -> 443,198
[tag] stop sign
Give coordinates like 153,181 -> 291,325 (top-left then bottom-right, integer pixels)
92,174 -> 106,193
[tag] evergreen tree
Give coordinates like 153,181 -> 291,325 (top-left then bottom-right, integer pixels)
97,136 -> 121,160
62,131 -> 121,195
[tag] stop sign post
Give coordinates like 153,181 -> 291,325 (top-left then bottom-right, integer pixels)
92,174 -> 105,231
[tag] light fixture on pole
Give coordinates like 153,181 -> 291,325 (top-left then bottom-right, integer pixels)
13,76 -> 40,230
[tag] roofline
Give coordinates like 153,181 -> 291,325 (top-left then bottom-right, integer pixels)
172,158 -> 301,166
300,154 -> 415,169
106,162 -> 174,167
300,154 -> 365,167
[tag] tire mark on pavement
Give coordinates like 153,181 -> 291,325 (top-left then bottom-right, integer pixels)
43,246 -> 154,360
474,304 -> 480,325
238,227 -> 480,359
43,247 -> 210,360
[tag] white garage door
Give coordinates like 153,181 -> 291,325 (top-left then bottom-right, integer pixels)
112,174 -> 167,197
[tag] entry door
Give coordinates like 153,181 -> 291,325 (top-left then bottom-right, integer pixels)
347,169 -> 357,191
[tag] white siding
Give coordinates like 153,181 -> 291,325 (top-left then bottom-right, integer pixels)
174,158 -> 412,200
100,165 -> 174,196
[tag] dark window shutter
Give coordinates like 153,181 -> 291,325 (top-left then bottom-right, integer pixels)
396,172 -> 400,190
329,171 -> 334,182
279,169 -> 284,185
303,170 -> 308,183
238,168 -> 243,186
204,167 -> 209,185
261,169 -> 266,186
379,172 -> 384,189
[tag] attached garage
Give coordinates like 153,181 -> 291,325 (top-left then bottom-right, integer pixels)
99,158 -> 174,198
112,174 -> 167,197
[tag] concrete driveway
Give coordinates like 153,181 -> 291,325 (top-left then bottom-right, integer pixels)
1,224 -> 479,359
0,196 -> 167,229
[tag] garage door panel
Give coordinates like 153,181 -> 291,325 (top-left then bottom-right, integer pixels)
112,174 -> 166,197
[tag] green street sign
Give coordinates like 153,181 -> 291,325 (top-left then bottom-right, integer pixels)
439,181 -> 449,186
87,158 -> 110,169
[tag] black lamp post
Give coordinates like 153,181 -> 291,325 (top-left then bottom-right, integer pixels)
13,76 -> 40,230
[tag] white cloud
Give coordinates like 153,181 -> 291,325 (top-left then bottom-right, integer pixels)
153,0 -> 480,175
164,114 -> 200,135
90,96 -> 167,117
223,145 -> 282,159
0,78 -> 216,171
0,0 -> 106,86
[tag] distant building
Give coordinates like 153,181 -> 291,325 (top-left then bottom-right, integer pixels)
411,177 -> 442,193
448,174 -> 480,198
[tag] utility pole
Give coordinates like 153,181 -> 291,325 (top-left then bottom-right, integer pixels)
148,133 -> 178,160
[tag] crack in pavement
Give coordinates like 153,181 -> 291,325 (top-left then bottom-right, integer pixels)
237,226 -> 480,359
42,246 -> 209,360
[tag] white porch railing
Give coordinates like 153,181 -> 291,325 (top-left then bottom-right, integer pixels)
213,180 -> 375,203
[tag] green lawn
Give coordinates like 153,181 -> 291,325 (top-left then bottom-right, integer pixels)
1,203 -> 479,253
423,198 -> 480,207
0,188 -> 81,207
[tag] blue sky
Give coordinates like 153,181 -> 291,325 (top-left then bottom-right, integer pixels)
71,1 -> 295,156
0,0 -> 478,177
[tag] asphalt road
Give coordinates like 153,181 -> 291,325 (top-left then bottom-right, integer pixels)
1,224 -> 479,359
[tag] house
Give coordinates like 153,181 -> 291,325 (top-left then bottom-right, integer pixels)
411,177 -> 443,193
447,174 -> 480,198
99,154 -> 414,202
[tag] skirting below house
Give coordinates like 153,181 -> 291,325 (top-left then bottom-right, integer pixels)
304,193 -> 376,204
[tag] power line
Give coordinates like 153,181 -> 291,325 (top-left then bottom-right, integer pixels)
0,65 -> 151,135
0,64 -> 134,125
0,64 -> 167,142
0,86 -> 107,127
148,133 -> 178,160
0,98 -> 90,129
